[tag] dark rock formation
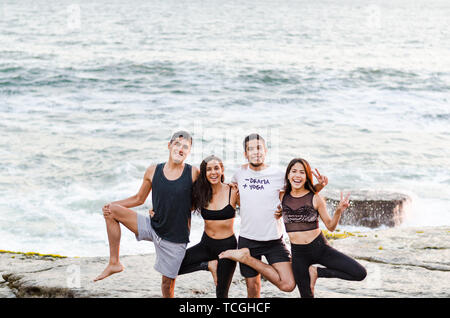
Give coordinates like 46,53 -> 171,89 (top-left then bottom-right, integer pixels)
324,190 -> 412,228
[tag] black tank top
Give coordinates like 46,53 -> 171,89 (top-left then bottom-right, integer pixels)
281,191 -> 319,232
200,186 -> 236,221
151,162 -> 192,243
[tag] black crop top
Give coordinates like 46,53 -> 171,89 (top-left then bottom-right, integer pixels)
281,191 -> 319,232
200,186 -> 236,221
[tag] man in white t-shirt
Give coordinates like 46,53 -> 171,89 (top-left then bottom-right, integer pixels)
220,133 -> 327,297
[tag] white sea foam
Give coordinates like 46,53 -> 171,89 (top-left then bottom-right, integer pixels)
1,0 -> 449,256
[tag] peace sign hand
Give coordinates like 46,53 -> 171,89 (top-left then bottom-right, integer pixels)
337,191 -> 351,212
312,168 -> 328,187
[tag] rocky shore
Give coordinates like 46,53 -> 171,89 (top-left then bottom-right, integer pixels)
324,190 -> 412,228
1,226 -> 448,298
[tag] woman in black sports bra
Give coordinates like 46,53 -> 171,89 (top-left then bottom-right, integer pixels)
177,155 -> 239,298
277,158 -> 366,298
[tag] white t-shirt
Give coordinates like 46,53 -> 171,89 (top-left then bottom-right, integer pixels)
232,165 -> 285,241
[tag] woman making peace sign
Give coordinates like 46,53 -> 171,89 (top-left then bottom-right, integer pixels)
278,158 -> 367,298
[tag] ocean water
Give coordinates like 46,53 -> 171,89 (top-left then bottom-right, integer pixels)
1,0 -> 449,257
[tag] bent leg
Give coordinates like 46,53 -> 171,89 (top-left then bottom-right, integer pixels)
220,249 -> 295,292
270,261 -> 296,292
93,204 -> 138,282
317,245 -> 367,281
178,241 -> 210,275
109,203 -> 139,235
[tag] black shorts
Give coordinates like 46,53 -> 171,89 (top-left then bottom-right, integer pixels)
238,236 -> 291,278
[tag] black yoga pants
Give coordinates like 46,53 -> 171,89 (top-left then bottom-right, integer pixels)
178,232 -> 237,298
291,232 -> 367,298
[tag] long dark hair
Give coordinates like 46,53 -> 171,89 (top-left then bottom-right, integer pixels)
192,155 -> 224,211
284,158 -> 317,195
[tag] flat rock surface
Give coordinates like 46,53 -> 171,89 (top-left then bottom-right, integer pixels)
1,226 -> 448,298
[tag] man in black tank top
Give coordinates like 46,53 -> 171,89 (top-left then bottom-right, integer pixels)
94,131 -> 200,298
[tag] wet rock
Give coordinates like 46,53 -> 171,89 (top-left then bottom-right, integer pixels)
323,190 -> 412,228
1,226 -> 448,298
327,226 -> 450,297
0,285 -> 16,298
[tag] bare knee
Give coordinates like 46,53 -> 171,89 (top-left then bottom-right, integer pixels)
103,204 -> 116,221
108,204 -> 125,220
280,280 -> 296,292
103,204 -> 124,224
109,204 -> 121,213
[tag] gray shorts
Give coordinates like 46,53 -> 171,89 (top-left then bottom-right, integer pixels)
135,213 -> 187,279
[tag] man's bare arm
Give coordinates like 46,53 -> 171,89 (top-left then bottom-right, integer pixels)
111,165 -> 156,208
192,165 -> 200,183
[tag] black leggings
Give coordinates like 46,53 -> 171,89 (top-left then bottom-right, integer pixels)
178,232 -> 237,298
291,232 -> 367,298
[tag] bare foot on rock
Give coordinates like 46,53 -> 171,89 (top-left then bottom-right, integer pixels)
219,248 -> 250,263
208,260 -> 218,286
93,263 -> 124,282
309,265 -> 318,297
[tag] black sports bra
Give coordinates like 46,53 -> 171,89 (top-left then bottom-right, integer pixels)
281,191 -> 319,232
200,186 -> 236,221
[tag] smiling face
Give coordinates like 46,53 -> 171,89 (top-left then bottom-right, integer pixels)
288,162 -> 307,190
284,158 -> 316,194
244,139 -> 267,167
205,159 -> 224,185
168,137 -> 191,164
